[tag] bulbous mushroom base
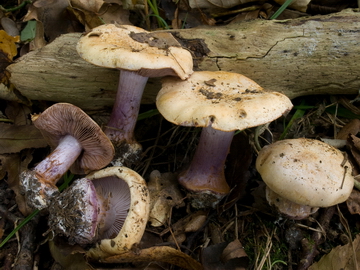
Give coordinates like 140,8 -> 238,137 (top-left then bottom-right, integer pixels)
48,178 -> 99,245
186,190 -> 227,209
111,140 -> 142,167
20,170 -> 59,210
266,186 -> 319,220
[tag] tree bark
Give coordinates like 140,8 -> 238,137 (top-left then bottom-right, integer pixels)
6,9 -> 360,112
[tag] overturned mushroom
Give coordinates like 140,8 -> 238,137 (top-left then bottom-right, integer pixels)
48,166 -> 150,258
77,24 -> 193,166
156,71 -> 292,208
20,103 -> 114,210
256,138 -> 354,219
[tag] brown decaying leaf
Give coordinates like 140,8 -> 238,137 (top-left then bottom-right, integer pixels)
0,123 -> 47,154
69,0 -> 130,31
0,153 -> 33,215
104,246 -> 203,270
337,119 -> 360,140
163,210 -> 208,244
346,189 -> 360,215
201,239 -> 248,270
309,233 -> 360,270
148,170 -> 185,227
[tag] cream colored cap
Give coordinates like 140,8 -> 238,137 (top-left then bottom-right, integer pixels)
256,138 -> 354,207
76,24 -> 193,80
156,71 -> 293,131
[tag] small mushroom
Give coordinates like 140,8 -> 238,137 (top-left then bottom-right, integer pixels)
76,24 -> 193,166
20,103 -> 114,210
48,166 -> 150,258
156,71 -> 292,208
256,138 -> 355,219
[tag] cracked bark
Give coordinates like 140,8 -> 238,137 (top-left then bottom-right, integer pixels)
5,9 -> 360,112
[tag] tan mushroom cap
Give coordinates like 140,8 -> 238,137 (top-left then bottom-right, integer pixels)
86,166 -> 150,259
76,24 -> 193,80
256,138 -> 354,208
156,71 -> 293,131
32,103 -> 114,174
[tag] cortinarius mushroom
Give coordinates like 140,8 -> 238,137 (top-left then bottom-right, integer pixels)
76,24 -> 193,166
20,103 -> 114,210
156,71 -> 293,208
48,166 -> 150,258
256,138 -> 354,219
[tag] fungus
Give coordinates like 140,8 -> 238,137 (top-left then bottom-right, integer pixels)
256,138 -> 354,219
20,103 -> 114,210
156,71 -> 293,208
48,166 -> 150,258
76,24 -> 193,166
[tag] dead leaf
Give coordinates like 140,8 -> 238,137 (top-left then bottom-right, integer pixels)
0,30 -> 18,85
0,30 -> 18,60
161,210 -> 208,241
189,0 -> 257,9
104,245 -> 203,270
5,102 -> 32,125
201,239 -> 249,270
274,0 -> 310,12
0,123 -> 47,154
148,170 -> 185,227
346,189 -> 360,215
309,234 -> 360,270
347,135 -> 360,171
69,0 -> 130,30
1,152 -> 33,215
49,238 -> 92,270
337,119 -> 360,140
24,0 -> 83,46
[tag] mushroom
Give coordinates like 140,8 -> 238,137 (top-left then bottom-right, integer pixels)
76,24 -> 193,166
256,138 -> 354,219
20,103 -> 114,210
156,71 -> 293,208
48,166 -> 150,258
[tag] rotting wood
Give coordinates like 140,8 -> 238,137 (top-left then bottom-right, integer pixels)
6,9 -> 360,112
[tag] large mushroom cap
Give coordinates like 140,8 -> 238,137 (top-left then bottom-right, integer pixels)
76,24 -> 193,80
156,71 -> 293,131
32,103 -> 114,174
256,138 -> 354,207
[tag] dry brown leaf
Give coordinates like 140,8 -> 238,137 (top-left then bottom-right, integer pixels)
189,0 -> 257,9
309,234 -> 360,270
5,102 -> 32,125
274,0 -> 310,12
161,210 -> 208,239
201,239 -> 248,270
337,119 -> 360,140
104,246 -> 203,270
0,30 -> 18,85
1,152 -> 33,215
24,0 -> 82,46
0,123 -> 47,154
148,170 -> 185,227
69,0 -> 129,30
347,135 -> 360,171
346,189 -> 360,215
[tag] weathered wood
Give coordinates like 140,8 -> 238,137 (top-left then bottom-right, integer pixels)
7,9 -> 360,112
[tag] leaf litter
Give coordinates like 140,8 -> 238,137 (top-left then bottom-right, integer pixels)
0,0 -> 360,269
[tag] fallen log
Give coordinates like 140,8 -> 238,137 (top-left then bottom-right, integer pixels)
6,9 -> 360,112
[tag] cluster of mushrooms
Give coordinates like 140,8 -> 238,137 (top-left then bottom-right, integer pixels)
19,24 -> 355,262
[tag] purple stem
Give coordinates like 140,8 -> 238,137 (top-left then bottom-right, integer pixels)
104,70 -> 149,144
178,126 -> 233,195
34,134 -> 82,184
